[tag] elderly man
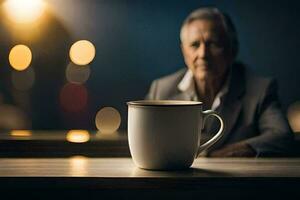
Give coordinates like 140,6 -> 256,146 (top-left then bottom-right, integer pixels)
146,7 -> 294,157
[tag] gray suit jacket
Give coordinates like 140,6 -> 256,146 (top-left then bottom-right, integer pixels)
146,63 -> 295,156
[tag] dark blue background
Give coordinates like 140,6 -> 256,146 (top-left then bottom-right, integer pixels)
1,0 -> 299,129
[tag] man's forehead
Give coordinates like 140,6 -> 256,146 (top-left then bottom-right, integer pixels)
184,19 -> 225,40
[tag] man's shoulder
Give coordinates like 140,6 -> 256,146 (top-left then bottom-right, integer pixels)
232,63 -> 276,101
244,66 -> 274,88
234,62 -> 274,88
146,68 -> 187,100
153,68 -> 187,87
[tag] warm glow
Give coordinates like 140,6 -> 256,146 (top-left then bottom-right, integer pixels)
10,130 -> 32,137
3,0 -> 46,24
70,156 -> 88,176
288,102 -> 300,132
11,67 -> 35,91
69,40 -> 96,65
95,107 -> 121,133
9,45 -> 32,71
66,130 -> 90,143
66,62 -> 91,84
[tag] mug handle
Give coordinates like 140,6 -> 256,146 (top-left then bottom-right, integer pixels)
196,110 -> 224,157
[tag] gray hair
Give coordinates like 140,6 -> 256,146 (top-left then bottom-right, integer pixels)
180,7 -> 239,59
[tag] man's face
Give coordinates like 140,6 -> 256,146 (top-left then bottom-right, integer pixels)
181,19 -> 230,81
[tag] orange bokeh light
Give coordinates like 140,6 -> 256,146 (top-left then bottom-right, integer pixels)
66,130 -> 90,143
9,44 -> 32,71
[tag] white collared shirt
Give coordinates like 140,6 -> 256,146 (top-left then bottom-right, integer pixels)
177,69 -> 230,111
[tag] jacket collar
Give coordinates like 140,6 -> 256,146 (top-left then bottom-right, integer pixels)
176,68 -> 231,111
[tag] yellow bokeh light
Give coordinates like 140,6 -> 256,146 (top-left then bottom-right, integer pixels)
10,130 -> 32,137
69,40 -> 96,66
9,44 -> 32,71
3,0 -> 46,24
95,107 -> 121,134
288,101 -> 300,133
66,130 -> 90,143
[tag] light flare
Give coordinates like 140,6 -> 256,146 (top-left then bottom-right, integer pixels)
3,0 -> 46,24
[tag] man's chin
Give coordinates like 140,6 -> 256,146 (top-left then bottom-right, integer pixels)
193,69 -> 208,81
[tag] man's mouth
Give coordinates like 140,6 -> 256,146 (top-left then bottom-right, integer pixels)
195,61 -> 210,69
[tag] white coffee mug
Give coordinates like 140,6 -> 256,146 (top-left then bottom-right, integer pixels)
127,100 -> 224,170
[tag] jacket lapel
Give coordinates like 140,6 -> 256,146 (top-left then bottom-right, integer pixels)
212,99 -> 242,149
208,63 -> 245,150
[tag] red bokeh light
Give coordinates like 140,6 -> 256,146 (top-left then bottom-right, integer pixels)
60,83 -> 88,112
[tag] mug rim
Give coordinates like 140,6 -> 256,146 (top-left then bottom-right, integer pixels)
127,100 -> 202,107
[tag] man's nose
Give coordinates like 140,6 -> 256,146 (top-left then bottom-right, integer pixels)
197,43 -> 208,59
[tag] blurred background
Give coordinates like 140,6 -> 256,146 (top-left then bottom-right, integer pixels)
0,0 -> 299,132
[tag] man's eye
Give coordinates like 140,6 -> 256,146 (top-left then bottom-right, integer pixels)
190,42 -> 200,48
208,42 -> 222,49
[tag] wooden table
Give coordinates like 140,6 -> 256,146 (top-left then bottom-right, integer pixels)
0,130 -> 130,157
1,131 -> 300,199
1,158 -> 300,199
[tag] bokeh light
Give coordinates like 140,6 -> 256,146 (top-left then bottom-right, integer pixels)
95,107 -> 121,133
9,44 -> 32,71
10,130 -> 32,137
287,101 -> 300,133
0,105 -> 29,129
66,130 -> 90,143
60,83 -> 88,112
66,62 -> 91,84
3,0 -> 46,24
69,40 -> 96,65
11,67 -> 35,91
